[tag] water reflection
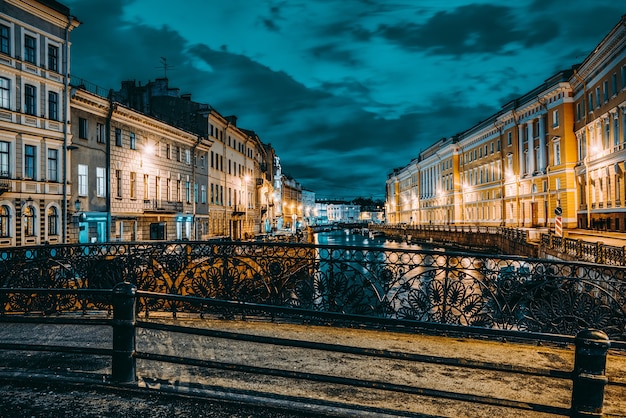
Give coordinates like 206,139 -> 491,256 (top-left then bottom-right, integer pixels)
313,229 -> 425,250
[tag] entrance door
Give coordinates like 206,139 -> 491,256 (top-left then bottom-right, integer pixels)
531,202 -> 538,227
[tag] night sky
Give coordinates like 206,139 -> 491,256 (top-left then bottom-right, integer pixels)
64,0 -> 623,200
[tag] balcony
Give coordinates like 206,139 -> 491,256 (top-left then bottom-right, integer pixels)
232,205 -> 245,216
0,177 -> 10,195
143,200 -> 183,213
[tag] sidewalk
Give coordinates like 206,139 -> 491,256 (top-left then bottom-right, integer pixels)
563,228 -> 626,247
1,319 -> 626,417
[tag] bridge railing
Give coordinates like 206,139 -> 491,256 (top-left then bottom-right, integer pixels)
0,282 -> 618,417
1,240 -> 626,341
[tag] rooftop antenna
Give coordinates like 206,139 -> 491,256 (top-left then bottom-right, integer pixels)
157,57 -> 175,78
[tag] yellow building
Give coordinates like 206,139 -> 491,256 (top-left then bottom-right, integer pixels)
386,16 -> 625,233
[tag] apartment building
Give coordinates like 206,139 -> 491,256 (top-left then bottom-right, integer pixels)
115,78 -> 275,240
386,16 -> 625,233
69,81 -> 211,243
0,0 -> 79,247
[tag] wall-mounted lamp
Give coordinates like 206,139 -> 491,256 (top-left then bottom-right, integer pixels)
74,198 -> 81,212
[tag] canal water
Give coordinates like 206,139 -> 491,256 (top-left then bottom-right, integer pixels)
313,228 -> 427,250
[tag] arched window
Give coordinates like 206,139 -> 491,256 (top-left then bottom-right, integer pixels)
23,205 -> 35,236
0,205 -> 10,237
47,206 -> 58,236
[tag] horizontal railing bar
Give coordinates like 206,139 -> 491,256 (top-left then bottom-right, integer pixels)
0,288 -> 112,296
0,342 -> 112,357
135,351 -> 570,416
137,320 -> 572,380
0,315 -> 111,325
136,290 -> 579,345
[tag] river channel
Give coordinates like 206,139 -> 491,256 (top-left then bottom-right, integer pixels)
313,228 -> 427,250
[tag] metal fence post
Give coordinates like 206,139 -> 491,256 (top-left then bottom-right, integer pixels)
571,329 -> 610,417
112,281 -> 137,384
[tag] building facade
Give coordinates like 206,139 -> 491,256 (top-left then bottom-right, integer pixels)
69,81 -> 212,243
386,16 -> 626,234
0,0 -> 79,247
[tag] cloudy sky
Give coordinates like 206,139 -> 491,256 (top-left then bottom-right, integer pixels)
64,0 -> 623,200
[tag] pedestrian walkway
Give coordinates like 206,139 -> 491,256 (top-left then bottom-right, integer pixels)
564,228 -> 626,247
1,319 -> 626,417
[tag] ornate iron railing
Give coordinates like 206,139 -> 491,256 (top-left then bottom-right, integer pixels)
1,241 -> 626,340
541,233 -> 626,265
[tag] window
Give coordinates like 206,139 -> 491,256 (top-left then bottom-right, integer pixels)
77,164 -> 88,196
185,149 -> 191,164
47,44 -> 59,72
79,117 -> 88,139
588,93 -> 594,111
612,73 -> 618,96
507,132 -> 512,146
553,142 -> 561,165
115,128 -> 122,146
201,185 -> 206,204
0,24 -> 9,55
24,84 -> 36,115
47,206 -> 58,236
622,66 -> 626,91
23,205 -> 35,236
47,148 -> 58,181
115,169 -> 122,198
129,132 -> 136,150
552,109 -> 559,127
24,34 -> 36,64
0,205 -> 10,237
0,141 -> 9,177
96,123 -> 105,143
166,178 -> 171,201
175,146 -> 180,162
130,172 -> 136,199
96,167 -> 106,197
185,181 -> 191,203
166,144 -> 171,159
176,180 -> 181,202
194,183 -> 198,203
24,144 -> 36,179
0,77 -> 9,109
595,87 -> 601,108
603,80 -> 609,103
48,91 -> 58,120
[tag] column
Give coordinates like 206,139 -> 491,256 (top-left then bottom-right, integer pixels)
518,124 -> 524,174
527,121 -> 535,175
538,116 -> 546,172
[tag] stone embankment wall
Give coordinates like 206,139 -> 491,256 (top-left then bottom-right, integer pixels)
374,226 -> 539,257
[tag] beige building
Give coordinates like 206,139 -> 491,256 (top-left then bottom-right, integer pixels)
69,81 -> 212,243
0,0 -> 79,247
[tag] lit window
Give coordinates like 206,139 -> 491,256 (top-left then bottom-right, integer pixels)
47,206 -> 58,236
0,204 -> 10,237
23,205 -> 35,236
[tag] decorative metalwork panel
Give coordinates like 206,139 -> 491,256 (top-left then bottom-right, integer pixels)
1,241 -> 626,339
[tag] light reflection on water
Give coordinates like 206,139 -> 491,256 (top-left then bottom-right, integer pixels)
313,229 -> 427,250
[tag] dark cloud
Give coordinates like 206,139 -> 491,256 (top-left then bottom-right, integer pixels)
64,0 -> 622,200
375,4 -> 557,55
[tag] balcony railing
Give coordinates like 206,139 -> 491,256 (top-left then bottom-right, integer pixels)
143,199 -> 183,212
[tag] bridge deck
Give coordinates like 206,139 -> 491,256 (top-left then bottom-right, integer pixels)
1,318 -> 625,417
